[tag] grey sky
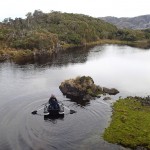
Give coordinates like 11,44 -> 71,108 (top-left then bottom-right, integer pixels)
0,0 -> 150,21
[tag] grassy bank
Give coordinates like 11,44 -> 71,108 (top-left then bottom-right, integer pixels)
103,98 -> 150,149
0,48 -> 33,62
0,40 -> 125,62
0,39 -> 150,63
62,39 -> 150,49
0,47 -> 54,63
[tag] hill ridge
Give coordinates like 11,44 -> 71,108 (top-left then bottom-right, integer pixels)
100,14 -> 150,29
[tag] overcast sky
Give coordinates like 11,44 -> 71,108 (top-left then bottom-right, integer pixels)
0,0 -> 150,21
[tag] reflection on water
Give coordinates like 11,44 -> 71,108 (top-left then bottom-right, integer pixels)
68,96 -> 90,107
0,44 -> 150,150
44,114 -> 64,124
13,46 -> 92,66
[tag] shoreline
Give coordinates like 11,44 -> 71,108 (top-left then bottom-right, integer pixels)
0,39 -> 150,63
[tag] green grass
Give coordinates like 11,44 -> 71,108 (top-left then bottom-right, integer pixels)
62,39 -> 150,50
0,48 -> 33,62
103,98 -> 150,149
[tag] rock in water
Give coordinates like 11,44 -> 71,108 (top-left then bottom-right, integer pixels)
103,87 -> 119,95
103,97 -> 111,100
59,76 -> 103,100
59,76 -> 119,101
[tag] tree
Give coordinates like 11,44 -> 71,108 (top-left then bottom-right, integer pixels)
26,12 -> 32,27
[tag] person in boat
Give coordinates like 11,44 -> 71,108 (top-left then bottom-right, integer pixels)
49,94 -> 60,110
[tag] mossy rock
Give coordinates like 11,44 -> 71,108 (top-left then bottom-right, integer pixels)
59,76 -> 103,100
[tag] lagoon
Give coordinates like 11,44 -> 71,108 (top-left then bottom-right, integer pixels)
0,45 -> 150,150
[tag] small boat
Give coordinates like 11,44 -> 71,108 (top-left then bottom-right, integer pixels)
44,101 -> 64,116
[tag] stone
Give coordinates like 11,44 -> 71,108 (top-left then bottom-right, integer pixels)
103,97 -> 111,100
59,76 -> 119,101
59,76 -> 103,100
103,87 -> 119,95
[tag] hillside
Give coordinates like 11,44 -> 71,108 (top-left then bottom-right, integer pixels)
100,15 -> 150,29
0,10 -> 118,51
0,11 -> 150,62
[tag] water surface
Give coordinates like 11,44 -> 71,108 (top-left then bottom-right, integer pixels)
0,45 -> 150,150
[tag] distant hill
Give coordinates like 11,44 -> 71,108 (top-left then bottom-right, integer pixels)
100,15 -> 150,29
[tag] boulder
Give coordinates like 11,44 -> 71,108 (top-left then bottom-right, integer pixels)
103,97 -> 111,100
59,76 -> 103,100
103,87 -> 119,95
59,76 -> 119,101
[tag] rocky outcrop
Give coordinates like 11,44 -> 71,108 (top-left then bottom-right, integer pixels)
59,76 -> 103,100
59,76 -> 119,100
103,97 -> 111,100
103,87 -> 119,95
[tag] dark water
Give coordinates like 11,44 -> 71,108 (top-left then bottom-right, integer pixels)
0,45 -> 150,150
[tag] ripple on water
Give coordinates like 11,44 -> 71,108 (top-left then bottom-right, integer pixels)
1,45 -> 147,149
0,94 -> 121,150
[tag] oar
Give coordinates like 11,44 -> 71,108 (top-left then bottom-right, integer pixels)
31,102 -> 48,115
31,101 -> 76,115
31,106 -> 44,115
58,100 -> 76,114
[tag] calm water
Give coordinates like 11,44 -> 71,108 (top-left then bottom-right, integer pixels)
0,45 -> 150,150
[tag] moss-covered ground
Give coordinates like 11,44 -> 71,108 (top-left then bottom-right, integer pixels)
103,98 -> 150,149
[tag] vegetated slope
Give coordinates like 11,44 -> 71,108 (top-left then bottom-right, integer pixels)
100,15 -> 150,29
0,10 -> 118,51
0,10 -> 150,54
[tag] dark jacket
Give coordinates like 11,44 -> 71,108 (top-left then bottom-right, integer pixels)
49,97 -> 59,109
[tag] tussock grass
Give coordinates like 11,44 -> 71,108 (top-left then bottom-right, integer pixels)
0,48 -> 33,62
103,98 -> 150,149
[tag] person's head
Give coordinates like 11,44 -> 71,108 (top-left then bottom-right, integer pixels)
51,94 -> 55,98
